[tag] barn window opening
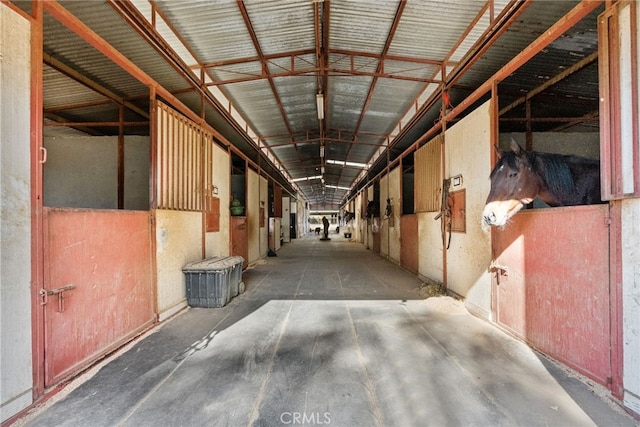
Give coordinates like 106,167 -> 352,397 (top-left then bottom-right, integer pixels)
495,11 -> 602,210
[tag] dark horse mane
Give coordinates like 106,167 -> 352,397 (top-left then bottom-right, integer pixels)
530,152 -> 577,197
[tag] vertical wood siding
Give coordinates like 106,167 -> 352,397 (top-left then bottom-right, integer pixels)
156,101 -> 213,211
414,134 -> 443,212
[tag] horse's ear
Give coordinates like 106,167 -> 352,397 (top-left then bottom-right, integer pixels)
494,145 -> 504,158
510,138 -> 524,156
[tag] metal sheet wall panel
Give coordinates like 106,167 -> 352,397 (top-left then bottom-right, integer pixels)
493,204 -> 611,386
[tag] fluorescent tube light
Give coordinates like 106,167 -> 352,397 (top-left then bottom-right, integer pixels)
316,93 -> 324,120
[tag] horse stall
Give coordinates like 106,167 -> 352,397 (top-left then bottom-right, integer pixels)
487,132 -> 613,387
415,101 -> 492,317
491,204 -> 611,385
379,167 -> 401,264
40,134 -> 155,387
353,192 -> 364,243
205,142 -> 231,259
155,102 -> 228,321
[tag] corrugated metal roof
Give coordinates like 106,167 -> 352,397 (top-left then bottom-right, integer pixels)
17,0 -> 602,208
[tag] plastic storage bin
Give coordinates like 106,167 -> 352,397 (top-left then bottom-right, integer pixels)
182,256 -> 245,308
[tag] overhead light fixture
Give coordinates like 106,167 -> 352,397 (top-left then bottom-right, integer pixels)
326,184 -> 351,190
320,145 -> 325,158
316,93 -> 324,120
325,159 -> 369,169
292,175 -> 322,182
321,166 -> 325,174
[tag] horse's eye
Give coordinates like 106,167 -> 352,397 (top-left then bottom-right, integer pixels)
508,172 -> 518,178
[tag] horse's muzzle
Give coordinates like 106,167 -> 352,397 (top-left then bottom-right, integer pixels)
482,199 -> 523,227
483,211 -> 497,226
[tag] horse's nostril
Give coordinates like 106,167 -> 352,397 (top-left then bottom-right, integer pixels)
483,212 -> 495,224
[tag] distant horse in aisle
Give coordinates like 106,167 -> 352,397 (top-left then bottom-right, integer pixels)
482,139 -> 602,228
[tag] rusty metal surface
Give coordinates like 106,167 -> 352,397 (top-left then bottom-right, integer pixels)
492,204 -> 611,386
43,208 -> 155,386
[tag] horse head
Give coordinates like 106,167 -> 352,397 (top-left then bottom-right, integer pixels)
482,139 -> 544,227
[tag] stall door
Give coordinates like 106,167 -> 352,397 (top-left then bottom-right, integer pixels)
290,213 -> 297,239
231,216 -> 249,268
400,215 -> 418,273
492,204 -> 611,386
42,208 -> 155,386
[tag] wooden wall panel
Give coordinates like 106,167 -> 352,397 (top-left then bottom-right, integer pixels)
414,134 -> 442,213
156,101 -> 211,211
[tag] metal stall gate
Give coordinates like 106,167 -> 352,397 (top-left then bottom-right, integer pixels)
42,208 -> 154,386
492,204 -> 612,386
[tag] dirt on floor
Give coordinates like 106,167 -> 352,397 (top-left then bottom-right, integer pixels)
417,278 -> 446,298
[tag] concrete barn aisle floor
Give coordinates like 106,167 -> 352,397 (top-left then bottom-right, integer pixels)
17,234 -> 636,427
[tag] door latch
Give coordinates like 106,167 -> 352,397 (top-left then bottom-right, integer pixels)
40,284 -> 76,312
489,262 -> 508,276
489,262 -> 508,286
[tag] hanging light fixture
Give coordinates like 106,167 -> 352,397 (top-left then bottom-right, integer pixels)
320,145 -> 325,158
316,93 -> 324,120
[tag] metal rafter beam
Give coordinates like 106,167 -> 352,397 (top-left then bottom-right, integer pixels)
267,138 -> 382,149
43,53 -> 150,119
499,50 -> 598,116
236,0 -> 305,170
338,0 -> 406,190
355,0 -> 603,205
44,112 -> 103,136
200,48 -> 450,69
237,1 -> 291,136
108,0 -> 297,195
201,64 -> 443,86
373,0 -> 531,174
313,0 -> 330,182
198,47 -> 449,86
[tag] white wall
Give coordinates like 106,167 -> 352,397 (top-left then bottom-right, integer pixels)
295,195 -> 307,238
353,193 -> 362,243
622,199 -> 640,414
43,136 -> 149,210
417,211 -> 443,283
502,132 -> 600,159
247,170 -> 260,263
259,176 -> 268,257
380,170 -> 401,262
155,210 -> 202,321
345,195 -> 356,241
620,4 -> 640,414
387,167 -> 401,263
380,175 -> 390,257
444,101 -> 492,318
282,196 -> 290,243
205,143 -> 230,258
1,4 -> 33,421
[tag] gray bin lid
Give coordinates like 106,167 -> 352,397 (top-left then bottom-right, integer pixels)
183,256 -> 245,272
